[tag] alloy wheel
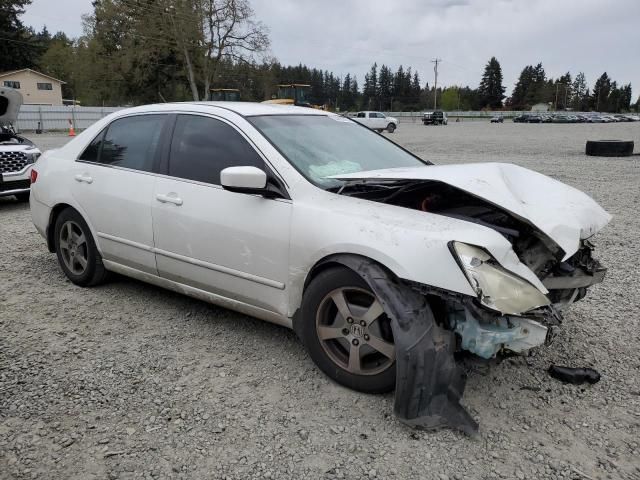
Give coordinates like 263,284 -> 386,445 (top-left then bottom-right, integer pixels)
59,220 -> 89,275
315,287 -> 395,376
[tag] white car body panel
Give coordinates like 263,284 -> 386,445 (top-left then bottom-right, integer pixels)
332,163 -> 611,260
152,176 -> 292,315
71,163 -> 158,274
30,102 -> 609,330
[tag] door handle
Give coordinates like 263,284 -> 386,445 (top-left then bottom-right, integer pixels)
74,174 -> 93,184
156,193 -> 183,206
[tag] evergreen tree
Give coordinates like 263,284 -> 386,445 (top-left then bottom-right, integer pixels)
570,72 -> 588,111
477,57 -> 505,109
591,72 -> 612,111
0,0 -> 41,71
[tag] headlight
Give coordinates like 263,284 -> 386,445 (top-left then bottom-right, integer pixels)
450,241 -> 550,315
25,152 -> 41,164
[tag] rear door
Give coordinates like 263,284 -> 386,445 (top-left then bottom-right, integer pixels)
151,113 -> 292,315
72,114 -> 168,274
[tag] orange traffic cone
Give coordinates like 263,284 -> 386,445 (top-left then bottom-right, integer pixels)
68,119 -> 76,137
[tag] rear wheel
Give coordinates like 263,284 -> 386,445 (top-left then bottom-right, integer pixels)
54,208 -> 108,287
300,267 -> 396,393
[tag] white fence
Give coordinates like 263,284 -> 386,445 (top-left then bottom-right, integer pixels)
16,105 -> 123,132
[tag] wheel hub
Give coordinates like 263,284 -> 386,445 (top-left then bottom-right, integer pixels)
315,287 -> 395,376
350,324 -> 364,338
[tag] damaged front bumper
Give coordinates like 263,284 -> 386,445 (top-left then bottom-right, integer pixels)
328,253 -> 601,435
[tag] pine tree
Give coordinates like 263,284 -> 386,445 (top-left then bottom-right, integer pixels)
571,72 -> 587,111
591,72 -> 612,111
477,57 -> 505,109
0,0 -> 40,71
510,65 -> 534,109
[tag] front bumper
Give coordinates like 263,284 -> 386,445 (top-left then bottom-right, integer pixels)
0,165 -> 32,197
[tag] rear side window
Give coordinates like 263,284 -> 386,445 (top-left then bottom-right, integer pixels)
79,128 -> 106,162
168,115 -> 264,185
94,115 -> 165,172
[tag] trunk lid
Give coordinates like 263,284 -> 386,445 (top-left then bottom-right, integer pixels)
331,163 -> 611,259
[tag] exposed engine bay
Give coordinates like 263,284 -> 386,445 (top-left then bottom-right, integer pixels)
335,179 -> 606,310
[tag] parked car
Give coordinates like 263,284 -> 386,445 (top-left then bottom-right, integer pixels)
0,87 -> 41,201
527,114 -> 543,123
490,115 -> 503,123
512,114 -> 530,123
422,110 -> 448,125
353,111 -> 398,133
29,102 -> 610,432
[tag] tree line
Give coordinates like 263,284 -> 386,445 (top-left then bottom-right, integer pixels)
2,0 -> 638,112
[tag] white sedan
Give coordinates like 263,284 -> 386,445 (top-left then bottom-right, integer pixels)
30,102 -> 610,433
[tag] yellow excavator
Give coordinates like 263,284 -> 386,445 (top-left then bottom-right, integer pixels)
263,84 -> 324,109
209,88 -> 241,102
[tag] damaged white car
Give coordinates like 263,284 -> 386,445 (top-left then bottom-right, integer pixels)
30,103 -> 610,433
0,86 -> 41,201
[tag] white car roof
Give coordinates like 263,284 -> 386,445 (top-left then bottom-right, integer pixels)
114,101 -> 331,118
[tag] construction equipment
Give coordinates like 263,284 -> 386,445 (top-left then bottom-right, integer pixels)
263,84 -> 314,107
209,88 -> 241,102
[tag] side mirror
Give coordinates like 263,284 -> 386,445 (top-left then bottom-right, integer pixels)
220,166 -> 268,195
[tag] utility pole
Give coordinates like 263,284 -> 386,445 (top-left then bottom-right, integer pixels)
431,58 -> 441,110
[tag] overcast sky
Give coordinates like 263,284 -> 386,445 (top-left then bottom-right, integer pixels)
22,0 -> 640,96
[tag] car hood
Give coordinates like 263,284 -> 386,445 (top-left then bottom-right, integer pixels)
331,163 -> 611,260
0,86 -> 23,125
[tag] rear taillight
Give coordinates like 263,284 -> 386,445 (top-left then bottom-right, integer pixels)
30,169 -> 38,184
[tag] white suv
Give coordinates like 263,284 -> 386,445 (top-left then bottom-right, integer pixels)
0,87 -> 41,201
30,102 -> 609,433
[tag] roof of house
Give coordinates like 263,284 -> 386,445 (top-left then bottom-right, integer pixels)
0,68 -> 65,84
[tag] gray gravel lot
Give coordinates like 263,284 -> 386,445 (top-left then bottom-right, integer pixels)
1,123 -> 639,480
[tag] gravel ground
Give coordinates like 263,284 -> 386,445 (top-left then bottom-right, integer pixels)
1,123 -> 639,480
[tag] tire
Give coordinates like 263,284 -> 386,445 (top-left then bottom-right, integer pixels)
15,192 -> 30,202
386,123 -> 396,133
54,208 -> 108,287
300,266 -> 396,394
585,140 -> 634,157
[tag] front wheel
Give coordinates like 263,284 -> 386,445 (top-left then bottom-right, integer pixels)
386,123 -> 396,133
54,208 -> 108,287
300,267 -> 396,393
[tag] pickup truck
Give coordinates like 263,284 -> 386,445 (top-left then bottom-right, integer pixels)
353,111 -> 399,133
422,110 -> 448,125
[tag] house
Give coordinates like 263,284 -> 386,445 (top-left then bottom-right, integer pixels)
531,102 -> 550,112
0,68 -> 65,106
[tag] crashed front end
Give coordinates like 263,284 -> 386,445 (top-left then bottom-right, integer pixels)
331,163 -> 610,434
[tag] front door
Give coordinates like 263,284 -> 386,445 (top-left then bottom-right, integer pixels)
151,114 -> 291,315
71,114 -> 167,274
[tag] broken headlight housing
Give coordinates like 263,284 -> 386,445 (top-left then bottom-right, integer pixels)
450,242 -> 550,315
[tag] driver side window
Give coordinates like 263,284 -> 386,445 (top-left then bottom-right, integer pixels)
168,115 -> 264,185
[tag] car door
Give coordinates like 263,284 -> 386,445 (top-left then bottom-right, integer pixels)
72,114 -> 167,274
372,112 -> 386,129
151,113 -> 292,316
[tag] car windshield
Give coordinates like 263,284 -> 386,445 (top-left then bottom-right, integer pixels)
249,115 -> 427,188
